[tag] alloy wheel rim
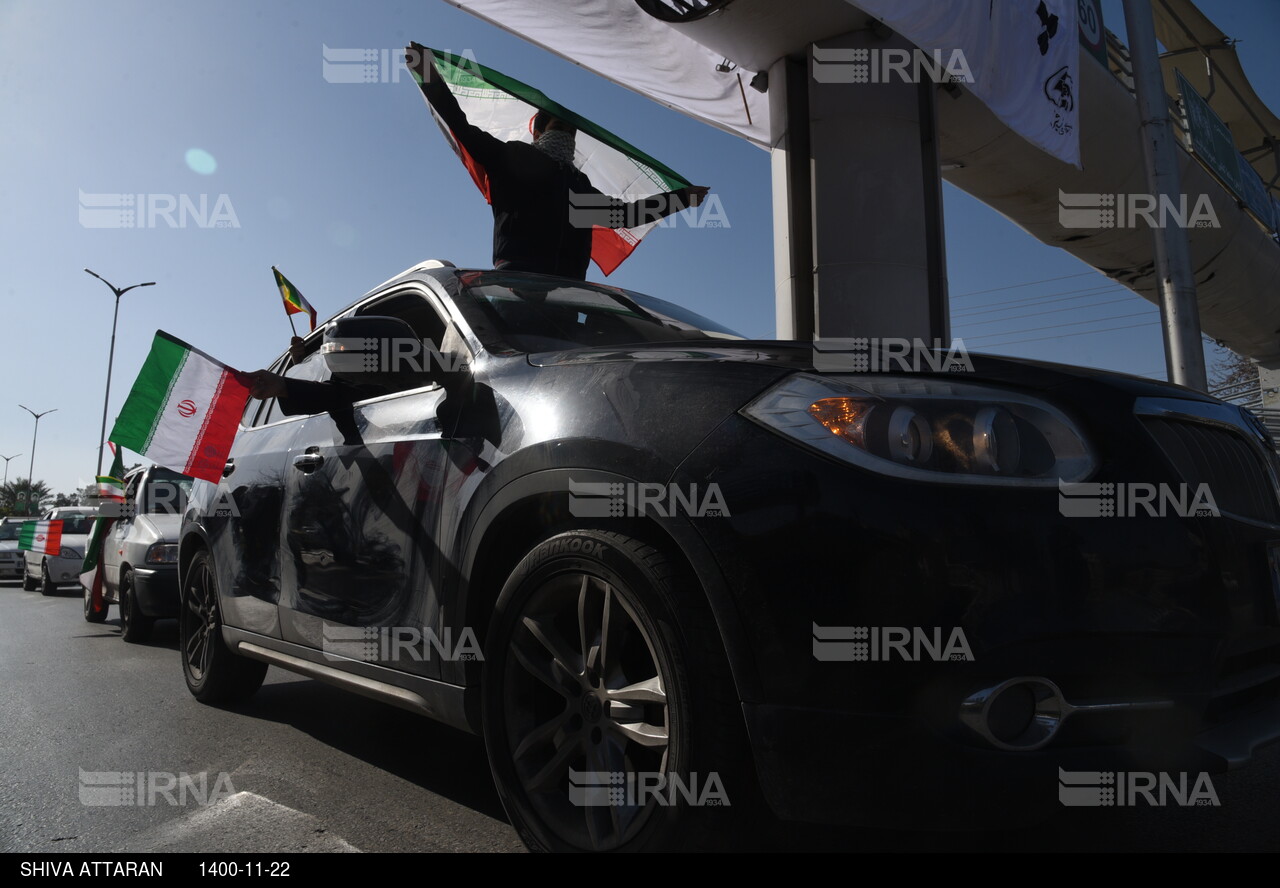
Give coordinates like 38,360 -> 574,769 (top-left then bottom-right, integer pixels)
503,571 -> 671,850
183,562 -> 217,680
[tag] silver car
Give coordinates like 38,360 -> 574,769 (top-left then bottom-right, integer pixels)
0,517 -> 29,580
95,466 -> 191,641
21,507 -> 98,595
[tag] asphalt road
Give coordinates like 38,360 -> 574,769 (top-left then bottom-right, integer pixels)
1,580 -> 1277,854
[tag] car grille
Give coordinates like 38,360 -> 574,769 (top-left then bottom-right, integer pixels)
1142,417 -> 1280,523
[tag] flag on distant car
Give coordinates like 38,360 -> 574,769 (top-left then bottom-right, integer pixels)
82,444 -> 126,604
96,442 -> 125,502
273,266 -> 317,332
108,331 -> 251,484
410,45 -> 693,275
19,520 -> 62,555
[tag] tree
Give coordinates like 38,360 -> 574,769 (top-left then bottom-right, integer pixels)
1208,347 -> 1259,401
0,479 -> 53,517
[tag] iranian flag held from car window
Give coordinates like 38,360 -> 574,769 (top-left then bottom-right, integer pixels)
411,44 -> 693,275
109,331 -> 251,483
19,520 -> 62,555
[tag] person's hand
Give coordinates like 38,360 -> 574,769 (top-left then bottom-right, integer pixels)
686,185 -> 710,208
405,42 -> 432,81
238,370 -> 288,401
289,336 -> 306,363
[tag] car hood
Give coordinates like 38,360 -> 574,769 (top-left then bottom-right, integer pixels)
0,540 -> 17,553
137,513 -> 182,542
526,341 -> 1217,403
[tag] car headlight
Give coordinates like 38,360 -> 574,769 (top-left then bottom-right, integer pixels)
145,543 -> 178,564
742,373 -> 1096,486
59,547 -> 82,560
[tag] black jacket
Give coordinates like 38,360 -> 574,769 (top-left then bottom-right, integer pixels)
420,71 -> 695,279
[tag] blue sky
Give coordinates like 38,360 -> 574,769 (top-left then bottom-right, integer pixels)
1,0 -> 1277,496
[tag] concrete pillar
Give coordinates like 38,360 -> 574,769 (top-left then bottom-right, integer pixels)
771,29 -> 949,344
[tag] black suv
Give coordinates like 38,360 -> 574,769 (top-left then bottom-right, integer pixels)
179,260 -> 1280,850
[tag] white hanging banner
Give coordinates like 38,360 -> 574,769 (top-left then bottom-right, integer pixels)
442,0 -> 770,146
445,0 -> 1079,167
852,0 -> 1081,167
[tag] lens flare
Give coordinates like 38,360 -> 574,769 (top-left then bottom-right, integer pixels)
185,148 -> 217,175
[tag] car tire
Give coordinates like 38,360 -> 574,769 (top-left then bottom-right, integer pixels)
40,560 -> 57,597
21,563 -> 37,591
481,529 -> 760,852
83,579 -> 109,623
179,550 -> 267,703
119,569 -> 155,643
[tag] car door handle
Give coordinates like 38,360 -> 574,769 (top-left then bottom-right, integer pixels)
292,453 -> 324,472
222,458 -> 236,478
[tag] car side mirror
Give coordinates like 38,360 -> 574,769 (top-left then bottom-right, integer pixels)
321,316 -> 431,388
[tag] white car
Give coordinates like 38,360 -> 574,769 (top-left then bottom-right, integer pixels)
0,517 -> 29,580
21,507 -> 98,596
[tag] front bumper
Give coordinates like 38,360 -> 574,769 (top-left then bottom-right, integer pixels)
39,556 -> 84,586
131,565 -> 179,618
674,400 -> 1280,826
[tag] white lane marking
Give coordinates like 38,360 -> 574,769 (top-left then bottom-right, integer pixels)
122,791 -> 361,853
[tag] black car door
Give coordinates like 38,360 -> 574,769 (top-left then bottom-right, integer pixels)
279,286 -> 470,680
203,354 -> 303,638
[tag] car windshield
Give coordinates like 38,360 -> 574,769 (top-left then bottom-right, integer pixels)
456,272 -> 744,353
143,472 -> 193,515
55,514 -> 95,535
0,524 -> 22,541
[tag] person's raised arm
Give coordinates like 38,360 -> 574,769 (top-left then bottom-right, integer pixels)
405,42 -> 505,169
576,182 -> 711,230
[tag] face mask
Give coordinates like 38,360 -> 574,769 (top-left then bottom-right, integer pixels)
533,129 -> 577,167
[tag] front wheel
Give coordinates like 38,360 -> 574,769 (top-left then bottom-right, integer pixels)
482,530 -> 757,852
39,560 -> 57,597
179,550 -> 267,703
21,562 -> 37,591
119,570 -> 154,643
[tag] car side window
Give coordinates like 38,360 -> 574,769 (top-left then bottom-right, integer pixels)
352,288 -> 464,396
356,289 -> 448,344
123,474 -> 142,515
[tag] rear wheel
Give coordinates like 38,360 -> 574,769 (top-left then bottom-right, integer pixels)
482,529 -> 758,852
39,560 -> 57,597
180,550 -> 267,703
21,562 -> 36,591
119,570 -> 154,643
83,579 -> 109,623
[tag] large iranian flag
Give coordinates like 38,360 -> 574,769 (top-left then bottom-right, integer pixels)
109,331 -> 250,483
413,45 -> 692,275
19,520 -> 62,555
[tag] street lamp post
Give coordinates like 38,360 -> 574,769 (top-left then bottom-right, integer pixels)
84,269 -> 155,476
1,453 -> 20,488
19,406 -> 56,517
